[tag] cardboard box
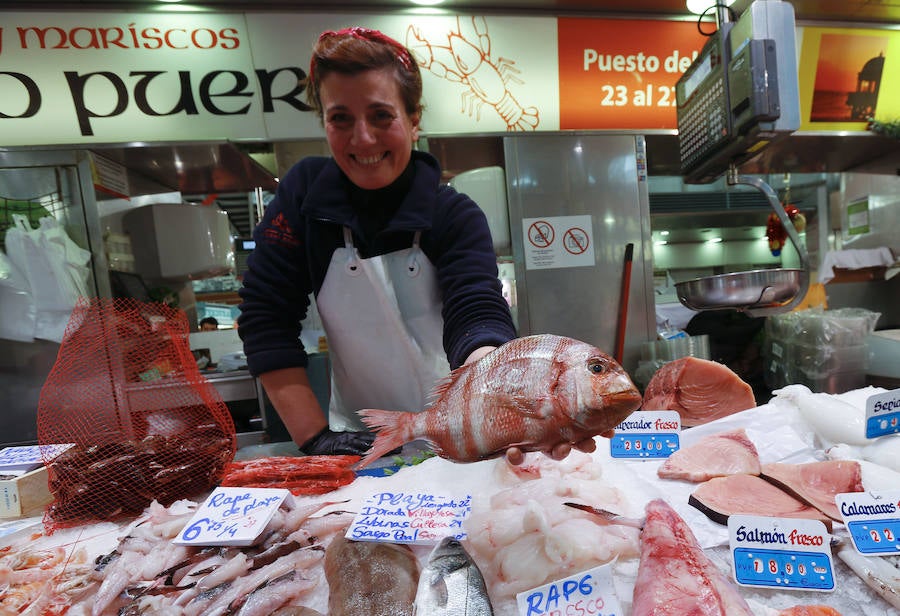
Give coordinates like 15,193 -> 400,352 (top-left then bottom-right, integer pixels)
0,466 -> 52,518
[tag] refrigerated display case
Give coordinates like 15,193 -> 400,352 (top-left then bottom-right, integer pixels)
0,150 -> 109,446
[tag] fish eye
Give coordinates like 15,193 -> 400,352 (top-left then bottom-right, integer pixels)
586,357 -> 608,374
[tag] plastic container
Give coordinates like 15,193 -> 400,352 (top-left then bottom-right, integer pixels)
635,335 -> 710,389
762,307 -> 880,394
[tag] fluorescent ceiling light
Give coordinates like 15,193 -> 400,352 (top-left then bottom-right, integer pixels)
686,0 -> 734,15
410,0 -> 445,5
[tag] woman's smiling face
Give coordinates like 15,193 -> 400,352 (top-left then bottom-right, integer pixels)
319,68 -> 420,190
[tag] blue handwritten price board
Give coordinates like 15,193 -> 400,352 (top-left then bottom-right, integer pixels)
836,491 -> 900,556
610,410 -> 680,459
173,487 -> 291,547
515,563 -> 622,616
347,491 -> 471,545
865,389 -> 900,438
728,515 -> 835,592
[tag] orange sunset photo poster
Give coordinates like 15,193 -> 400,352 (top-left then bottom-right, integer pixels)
811,33 -> 887,122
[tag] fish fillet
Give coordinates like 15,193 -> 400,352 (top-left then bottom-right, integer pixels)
658,428 -> 761,482
760,460 -> 863,521
642,357 -> 756,426
689,474 -> 833,530
632,499 -> 753,615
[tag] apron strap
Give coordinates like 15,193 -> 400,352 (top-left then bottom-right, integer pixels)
342,226 -> 361,275
406,231 -> 422,277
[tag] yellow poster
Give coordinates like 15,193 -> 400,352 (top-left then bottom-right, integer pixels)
798,27 -> 899,132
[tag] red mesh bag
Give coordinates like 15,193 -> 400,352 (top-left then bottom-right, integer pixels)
37,297 -> 236,530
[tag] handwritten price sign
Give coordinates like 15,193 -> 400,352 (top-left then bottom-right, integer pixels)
516,563 -> 622,616
174,487 -> 291,547
347,490 -> 471,545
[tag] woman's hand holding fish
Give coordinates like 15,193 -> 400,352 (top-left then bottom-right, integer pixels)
504,431 -> 612,466
464,345 -> 497,365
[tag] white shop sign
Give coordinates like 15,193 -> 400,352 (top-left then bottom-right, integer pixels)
0,12 -> 559,146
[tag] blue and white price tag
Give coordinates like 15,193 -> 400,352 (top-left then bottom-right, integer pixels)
728,515 -> 835,592
515,562 -> 622,616
610,411 -> 680,459
836,490 -> 900,555
865,388 -> 900,439
174,487 -> 291,547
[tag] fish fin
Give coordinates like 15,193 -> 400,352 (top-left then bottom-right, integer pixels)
430,573 -> 451,607
426,362 -> 474,403
355,409 -> 415,470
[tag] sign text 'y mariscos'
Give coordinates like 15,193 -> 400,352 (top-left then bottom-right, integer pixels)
0,13 -> 313,143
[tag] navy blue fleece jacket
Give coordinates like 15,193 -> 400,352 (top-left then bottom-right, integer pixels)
237,150 -> 517,376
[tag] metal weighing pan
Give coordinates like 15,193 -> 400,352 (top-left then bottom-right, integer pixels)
676,170 -> 810,317
677,268 -> 803,311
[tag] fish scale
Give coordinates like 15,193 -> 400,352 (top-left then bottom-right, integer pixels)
356,334 -> 642,468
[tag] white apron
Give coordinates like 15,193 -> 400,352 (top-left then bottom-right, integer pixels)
315,227 -> 450,431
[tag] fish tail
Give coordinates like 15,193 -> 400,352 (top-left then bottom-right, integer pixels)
355,409 -> 417,469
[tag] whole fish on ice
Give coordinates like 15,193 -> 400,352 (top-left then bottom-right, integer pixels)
324,533 -> 419,616
414,536 -> 493,615
356,334 -> 642,468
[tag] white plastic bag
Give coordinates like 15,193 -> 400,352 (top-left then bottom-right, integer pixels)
4,214 -> 91,342
0,249 -> 36,342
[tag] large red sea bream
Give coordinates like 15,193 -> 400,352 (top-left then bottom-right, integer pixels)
356,334 -> 643,468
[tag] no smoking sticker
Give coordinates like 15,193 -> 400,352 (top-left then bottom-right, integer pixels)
523,215 -> 595,270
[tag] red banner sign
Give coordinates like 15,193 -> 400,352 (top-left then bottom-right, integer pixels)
558,18 -> 707,130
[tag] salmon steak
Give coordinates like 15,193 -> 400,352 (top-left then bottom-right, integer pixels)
356,334 -> 643,468
642,356 -> 756,426
632,498 -> 754,615
657,428 -> 761,482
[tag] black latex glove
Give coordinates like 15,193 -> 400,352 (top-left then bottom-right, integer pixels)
300,427 -> 375,456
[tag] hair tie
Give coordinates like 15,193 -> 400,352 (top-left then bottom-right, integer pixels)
309,27 -> 414,81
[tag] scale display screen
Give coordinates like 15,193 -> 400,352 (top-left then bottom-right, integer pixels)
681,53 -> 713,101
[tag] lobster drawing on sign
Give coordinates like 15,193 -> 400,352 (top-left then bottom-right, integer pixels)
406,17 -> 540,131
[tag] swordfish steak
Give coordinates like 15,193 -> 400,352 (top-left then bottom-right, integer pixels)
760,460 -> 864,521
632,499 -> 753,615
642,357 -> 756,426
689,474 -> 833,530
658,428 -> 761,482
